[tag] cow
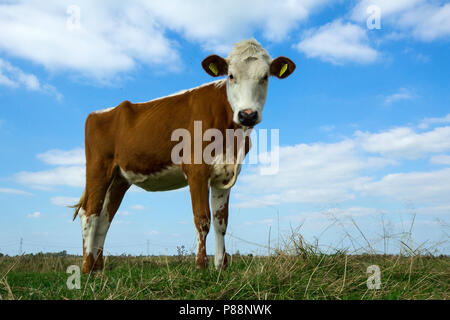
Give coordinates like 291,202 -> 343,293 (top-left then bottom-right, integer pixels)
72,39 -> 295,273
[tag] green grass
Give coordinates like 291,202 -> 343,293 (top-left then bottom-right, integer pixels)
1,249 -> 448,300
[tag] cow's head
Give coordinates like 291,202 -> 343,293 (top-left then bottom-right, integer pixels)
202,39 -> 295,127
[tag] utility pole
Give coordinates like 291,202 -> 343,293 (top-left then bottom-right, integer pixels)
277,210 -> 280,252
19,238 -> 23,255
147,240 -> 150,256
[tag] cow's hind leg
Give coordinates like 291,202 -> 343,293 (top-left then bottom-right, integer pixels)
81,167 -> 129,273
211,187 -> 230,270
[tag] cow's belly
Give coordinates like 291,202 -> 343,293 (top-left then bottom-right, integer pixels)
120,165 -> 188,191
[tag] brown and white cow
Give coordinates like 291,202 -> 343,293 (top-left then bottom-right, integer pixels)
72,39 -> 295,273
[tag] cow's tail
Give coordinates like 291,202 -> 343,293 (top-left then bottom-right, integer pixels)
69,188 -> 86,221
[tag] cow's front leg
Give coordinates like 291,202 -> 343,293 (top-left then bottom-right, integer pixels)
211,187 -> 230,270
186,167 -> 211,269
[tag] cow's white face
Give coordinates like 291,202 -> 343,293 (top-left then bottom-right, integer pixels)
202,39 -> 296,127
226,57 -> 269,126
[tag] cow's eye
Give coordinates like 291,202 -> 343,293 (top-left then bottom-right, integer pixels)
263,74 -> 268,81
229,74 -> 234,80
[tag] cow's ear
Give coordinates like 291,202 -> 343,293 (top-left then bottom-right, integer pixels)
270,56 -> 296,79
202,55 -> 228,77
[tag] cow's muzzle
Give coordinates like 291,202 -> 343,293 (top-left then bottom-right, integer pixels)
238,109 -> 258,126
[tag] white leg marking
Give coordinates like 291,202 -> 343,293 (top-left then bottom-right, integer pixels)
211,188 -> 230,269
79,207 -> 89,248
80,188 -> 112,259
94,189 -> 112,254
196,222 -> 209,248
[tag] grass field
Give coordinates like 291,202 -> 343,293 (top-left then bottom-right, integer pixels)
1,235 -> 448,300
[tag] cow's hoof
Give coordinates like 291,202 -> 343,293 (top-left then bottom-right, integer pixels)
82,253 -> 95,274
196,256 -> 209,269
215,253 -> 229,270
93,255 -> 104,271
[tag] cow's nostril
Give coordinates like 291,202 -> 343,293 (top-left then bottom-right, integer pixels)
238,110 -> 258,126
248,111 -> 258,120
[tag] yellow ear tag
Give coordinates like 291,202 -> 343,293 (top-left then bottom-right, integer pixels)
209,63 -> 219,76
279,63 -> 288,77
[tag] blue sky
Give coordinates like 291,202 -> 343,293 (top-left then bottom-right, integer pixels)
0,0 -> 449,256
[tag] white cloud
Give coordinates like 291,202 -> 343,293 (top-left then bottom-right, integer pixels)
397,2 -> 450,41
358,168 -> 450,203
0,187 -> 32,195
0,0 -> 333,80
414,53 -> 431,63
295,20 -> 379,64
351,0 -> 450,42
351,0 -> 425,20
235,118 -> 450,209
15,166 -> 85,189
144,0 -> 332,53
319,125 -> 336,132
115,220 -> 131,225
355,126 -> 450,159
234,139 -> 387,208
27,211 -> 42,219
0,58 -> 62,100
430,154 -> 450,165
51,196 -> 79,207
418,114 -> 450,129
0,0 -> 179,81
15,148 -> 85,189
0,58 -> 39,90
383,88 -> 416,105
37,148 -> 85,166
117,211 -> 132,216
130,204 -> 146,210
